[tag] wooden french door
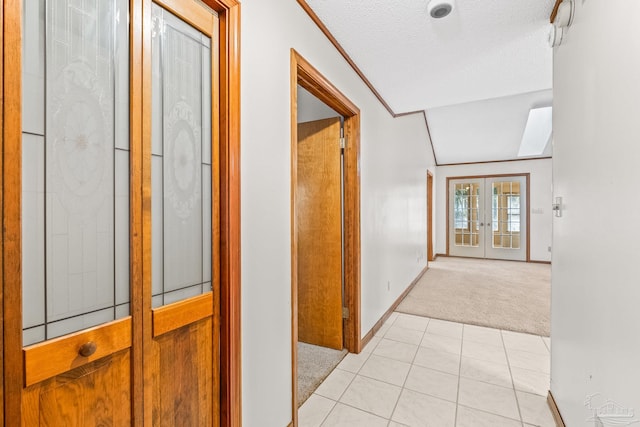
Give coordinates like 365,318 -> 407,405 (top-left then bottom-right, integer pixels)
448,175 -> 528,261
144,0 -> 220,425
9,0 -> 227,424
296,118 -> 344,350
19,0 -> 138,422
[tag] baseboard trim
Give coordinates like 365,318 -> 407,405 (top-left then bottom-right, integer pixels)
529,260 -> 552,265
360,265 -> 429,351
547,391 -> 566,427
435,253 -> 448,259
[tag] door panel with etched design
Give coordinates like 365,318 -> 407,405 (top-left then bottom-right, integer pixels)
148,1 -> 220,424
21,0 -> 133,423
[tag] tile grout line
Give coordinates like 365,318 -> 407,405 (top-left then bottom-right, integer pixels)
501,329 -> 526,427
326,314 -> 402,424
457,402 -> 524,424
317,320 -> 382,427
315,397 -> 337,427
453,324 -> 465,427
386,316 -> 431,425
321,400 -> 390,425
311,315 -> 548,427
317,316 -> 546,427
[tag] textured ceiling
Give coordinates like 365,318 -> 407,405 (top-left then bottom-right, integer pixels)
304,0 -> 555,163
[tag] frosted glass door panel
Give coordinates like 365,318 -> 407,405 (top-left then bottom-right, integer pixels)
22,0 -> 45,135
151,4 -> 213,308
22,0 -> 130,346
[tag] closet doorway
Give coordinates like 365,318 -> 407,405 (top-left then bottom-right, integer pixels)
447,174 -> 529,261
1,0 -> 241,424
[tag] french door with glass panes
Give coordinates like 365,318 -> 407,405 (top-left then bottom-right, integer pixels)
14,0 -> 223,424
449,176 -> 527,261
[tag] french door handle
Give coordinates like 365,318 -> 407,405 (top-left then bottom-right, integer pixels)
479,222 -> 484,226
487,222 -> 491,226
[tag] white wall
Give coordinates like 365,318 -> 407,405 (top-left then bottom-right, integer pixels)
297,85 -> 340,123
241,1 -> 436,425
551,1 -> 640,425
435,159 -> 552,262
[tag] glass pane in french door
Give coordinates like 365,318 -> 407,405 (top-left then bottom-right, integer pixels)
22,0 -> 130,346
492,181 -> 522,249
151,3 -> 213,308
453,182 -> 481,247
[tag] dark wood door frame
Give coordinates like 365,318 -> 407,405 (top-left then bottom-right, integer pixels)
445,173 -> 531,262
290,49 -> 361,426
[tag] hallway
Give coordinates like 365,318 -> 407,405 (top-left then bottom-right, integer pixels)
299,312 -> 553,427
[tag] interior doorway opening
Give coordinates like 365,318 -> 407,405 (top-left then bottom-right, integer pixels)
295,88 -> 347,406
290,50 -> 361,426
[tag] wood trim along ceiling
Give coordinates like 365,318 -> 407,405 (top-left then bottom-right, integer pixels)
295,0 -> 440,164
422,112 -> 438,166
295,0 -> 392,115
296,0 -> 559,168
550,0 -> 563,23
439,156 -> 552,167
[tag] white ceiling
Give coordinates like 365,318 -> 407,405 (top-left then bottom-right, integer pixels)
428,89 -> 552,164
304,0 -> 555,164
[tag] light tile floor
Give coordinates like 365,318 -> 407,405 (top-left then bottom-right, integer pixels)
299,312 -> 555,427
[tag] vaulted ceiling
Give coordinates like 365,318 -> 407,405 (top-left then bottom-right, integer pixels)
303,0 -> 555,164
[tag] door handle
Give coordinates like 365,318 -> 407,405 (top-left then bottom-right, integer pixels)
479,222 -> 484,226
79,341 -> 97,357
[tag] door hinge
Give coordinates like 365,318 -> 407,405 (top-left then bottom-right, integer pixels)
340,137 -> 346,149
342,307 -> 349,319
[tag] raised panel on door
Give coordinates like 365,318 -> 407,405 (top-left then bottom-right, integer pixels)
20,0 -> 134,423
147,1 -> 220,424
297,118 -> 343,350
449,178 -> 484,258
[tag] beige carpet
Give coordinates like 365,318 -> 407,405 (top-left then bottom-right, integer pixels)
397,257 -> 551,336
297,342 -> 347,407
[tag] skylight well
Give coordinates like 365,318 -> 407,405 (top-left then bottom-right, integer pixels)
518,106 -> 552,157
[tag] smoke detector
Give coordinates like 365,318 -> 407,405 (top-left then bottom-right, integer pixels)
428,0 -> 454,19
